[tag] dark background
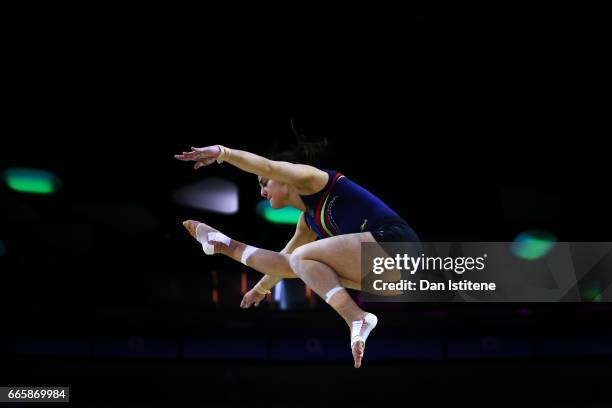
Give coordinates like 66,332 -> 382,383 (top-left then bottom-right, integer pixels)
1,3 -> 611,407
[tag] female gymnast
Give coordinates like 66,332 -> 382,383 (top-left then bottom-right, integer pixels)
175,143 -> 419,368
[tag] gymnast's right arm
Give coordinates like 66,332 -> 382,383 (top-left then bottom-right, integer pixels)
174,144 -> 327,193
240,213 -> 317,308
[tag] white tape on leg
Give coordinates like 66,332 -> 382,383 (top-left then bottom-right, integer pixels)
324,286 -> 344,303
240,245 -> 258,265
196,224 -> 231,255
195,223 -> 208,243
208,232 -> 231,246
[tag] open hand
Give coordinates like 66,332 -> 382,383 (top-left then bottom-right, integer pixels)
174,146 -> 222,169
240,288 -> 267,308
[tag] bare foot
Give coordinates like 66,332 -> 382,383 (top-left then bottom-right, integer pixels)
182,220 -> 201,239
352,339 -> 364,368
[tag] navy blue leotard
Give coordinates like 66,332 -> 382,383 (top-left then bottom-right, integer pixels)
300,169 -> 419,242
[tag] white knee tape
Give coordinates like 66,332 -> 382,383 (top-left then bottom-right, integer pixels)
196,224 -> 231,255
325,286 -> 344,303
241,245 -> 258,265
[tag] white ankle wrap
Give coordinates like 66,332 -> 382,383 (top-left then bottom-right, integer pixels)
350,313 -> 378,349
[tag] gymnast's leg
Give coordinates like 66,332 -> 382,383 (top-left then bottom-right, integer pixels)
182,220 -> 360,287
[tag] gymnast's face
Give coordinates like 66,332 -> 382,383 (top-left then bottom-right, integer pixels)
258,176 -> 290,209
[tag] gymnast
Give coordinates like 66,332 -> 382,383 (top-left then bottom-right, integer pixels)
175,141 -> 419,368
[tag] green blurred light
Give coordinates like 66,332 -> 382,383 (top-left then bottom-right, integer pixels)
3,167 -> 61,194
256,200 -> 301,224
511,230 -> 556,260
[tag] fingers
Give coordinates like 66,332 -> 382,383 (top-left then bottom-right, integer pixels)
240,294 -> 262,309
175,147 -> 220,167
175,151 -> 198,159
174,151 -> 201,161
174,155 -> 196,161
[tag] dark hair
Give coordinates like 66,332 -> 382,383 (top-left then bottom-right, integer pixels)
268,119 -> 329,165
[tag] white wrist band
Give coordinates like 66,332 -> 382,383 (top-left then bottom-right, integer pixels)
241,245 -> 258,265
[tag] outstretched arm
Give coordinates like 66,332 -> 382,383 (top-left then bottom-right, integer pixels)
175,145 -> 327,194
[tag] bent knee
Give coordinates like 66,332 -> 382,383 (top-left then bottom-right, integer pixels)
289,246 -> 310,274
